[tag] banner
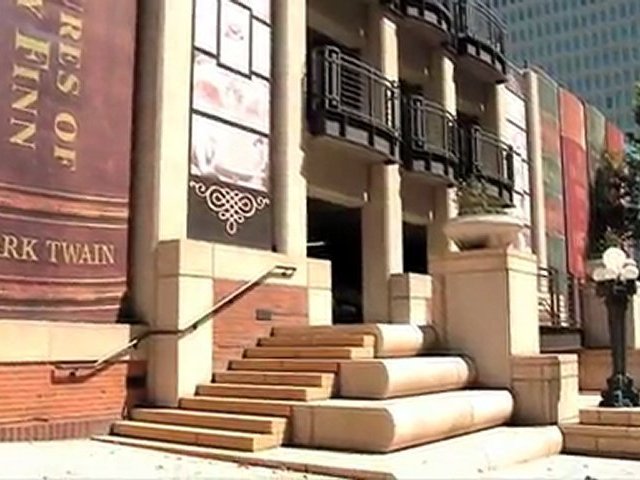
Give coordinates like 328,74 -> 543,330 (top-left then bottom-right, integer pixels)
188,0 -> 273,248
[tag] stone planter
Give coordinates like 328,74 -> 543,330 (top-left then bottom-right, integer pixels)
443,214 -> 524,250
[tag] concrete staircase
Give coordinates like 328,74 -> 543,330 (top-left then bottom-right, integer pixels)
97,324 -> 562,473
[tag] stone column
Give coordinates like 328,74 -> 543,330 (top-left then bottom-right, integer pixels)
524,70 -> 548,270
486,83 -> 508,137
362,7 -> 403,323
272,0 -> 308,258
132,0 -> 212,406
428,51 -> 458,256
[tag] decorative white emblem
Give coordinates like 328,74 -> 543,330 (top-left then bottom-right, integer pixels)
189,180 -> 269,235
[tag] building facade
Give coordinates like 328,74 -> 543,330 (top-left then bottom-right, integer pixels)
490,0 -> 640,133
0,0 -> 630,449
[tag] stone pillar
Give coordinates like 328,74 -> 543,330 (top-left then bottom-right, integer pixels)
272,0 -> 308,257
431,250 -> 540,387
428,51 -> 458,256
362,7 -> 403,322
511,354 -> 579,425
486,83 -> 508,137
389,273 -> 432,325
524,70 -> 548,270
153,240 -> 214,406
131,0 -> 212,406
363,164 -> 404,322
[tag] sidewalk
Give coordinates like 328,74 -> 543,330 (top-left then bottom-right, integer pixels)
2,439 -> 640,479
0,440 -> 339,480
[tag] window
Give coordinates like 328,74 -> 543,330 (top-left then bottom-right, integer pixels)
613,50 -> 620,63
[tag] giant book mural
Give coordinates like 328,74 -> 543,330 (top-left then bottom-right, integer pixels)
188,0 -> 273,249
0,0 -> 137,321
537,73 -> 568,283
559,89 -> 589,279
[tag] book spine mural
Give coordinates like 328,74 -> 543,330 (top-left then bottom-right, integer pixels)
559,89 -> 589,279
586,105 -> 606,186
605,121 -> 626,167
187,0 -> 273,249
0,0 -> 137,322
585,104 -> 606,258
538,74 -> 568,282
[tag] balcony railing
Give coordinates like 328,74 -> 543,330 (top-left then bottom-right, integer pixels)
538,266 -> 584,330
402,95 -> 459,182
454,0 -> 507,79
385,0 -> 454,37
462,126 -> 514,203
307,46 -> 400,158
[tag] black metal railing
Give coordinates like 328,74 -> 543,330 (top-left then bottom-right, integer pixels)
308,45 -> 400,140
461,126 -> 514,202
390,0 -> 454,29
402,95 -> 459,179
538,266 -> 584,329
455,0 -> 506,56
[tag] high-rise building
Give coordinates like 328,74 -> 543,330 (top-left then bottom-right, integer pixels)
489,0 -> 640,133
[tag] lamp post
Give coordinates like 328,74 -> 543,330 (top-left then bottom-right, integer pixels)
592,247 -> 640,407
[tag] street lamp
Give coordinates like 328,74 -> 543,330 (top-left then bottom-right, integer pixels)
592,247 -> 640,407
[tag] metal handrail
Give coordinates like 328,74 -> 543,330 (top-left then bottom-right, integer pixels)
55,264 -> 297,376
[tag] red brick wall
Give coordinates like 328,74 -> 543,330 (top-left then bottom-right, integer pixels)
0,360 -> 146,441
213,280 -> 308,371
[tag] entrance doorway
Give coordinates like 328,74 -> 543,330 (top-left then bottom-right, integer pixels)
403,222 -> 428,274
307,198 -> 363,323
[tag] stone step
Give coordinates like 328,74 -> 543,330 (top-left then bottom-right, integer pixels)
562,423 -> 640,459
229,359 -> 341,373
196,383 -> 331,401
271,324 -> 438,358
180,396 -> 297,417
339,356 -> 476,399
258,334 -> 374,348
112,420 -> 279,452
215,371 -> 334,388
94,426 -> 563,479
292,389 -> 514,452
579,406 -> 640,427
244,346 -> 374,360
130,408 -> 287,434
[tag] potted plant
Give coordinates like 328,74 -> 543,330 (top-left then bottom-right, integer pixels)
443,177 -> 524,250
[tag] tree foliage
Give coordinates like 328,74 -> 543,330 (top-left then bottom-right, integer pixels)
590,83 -> 640,256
